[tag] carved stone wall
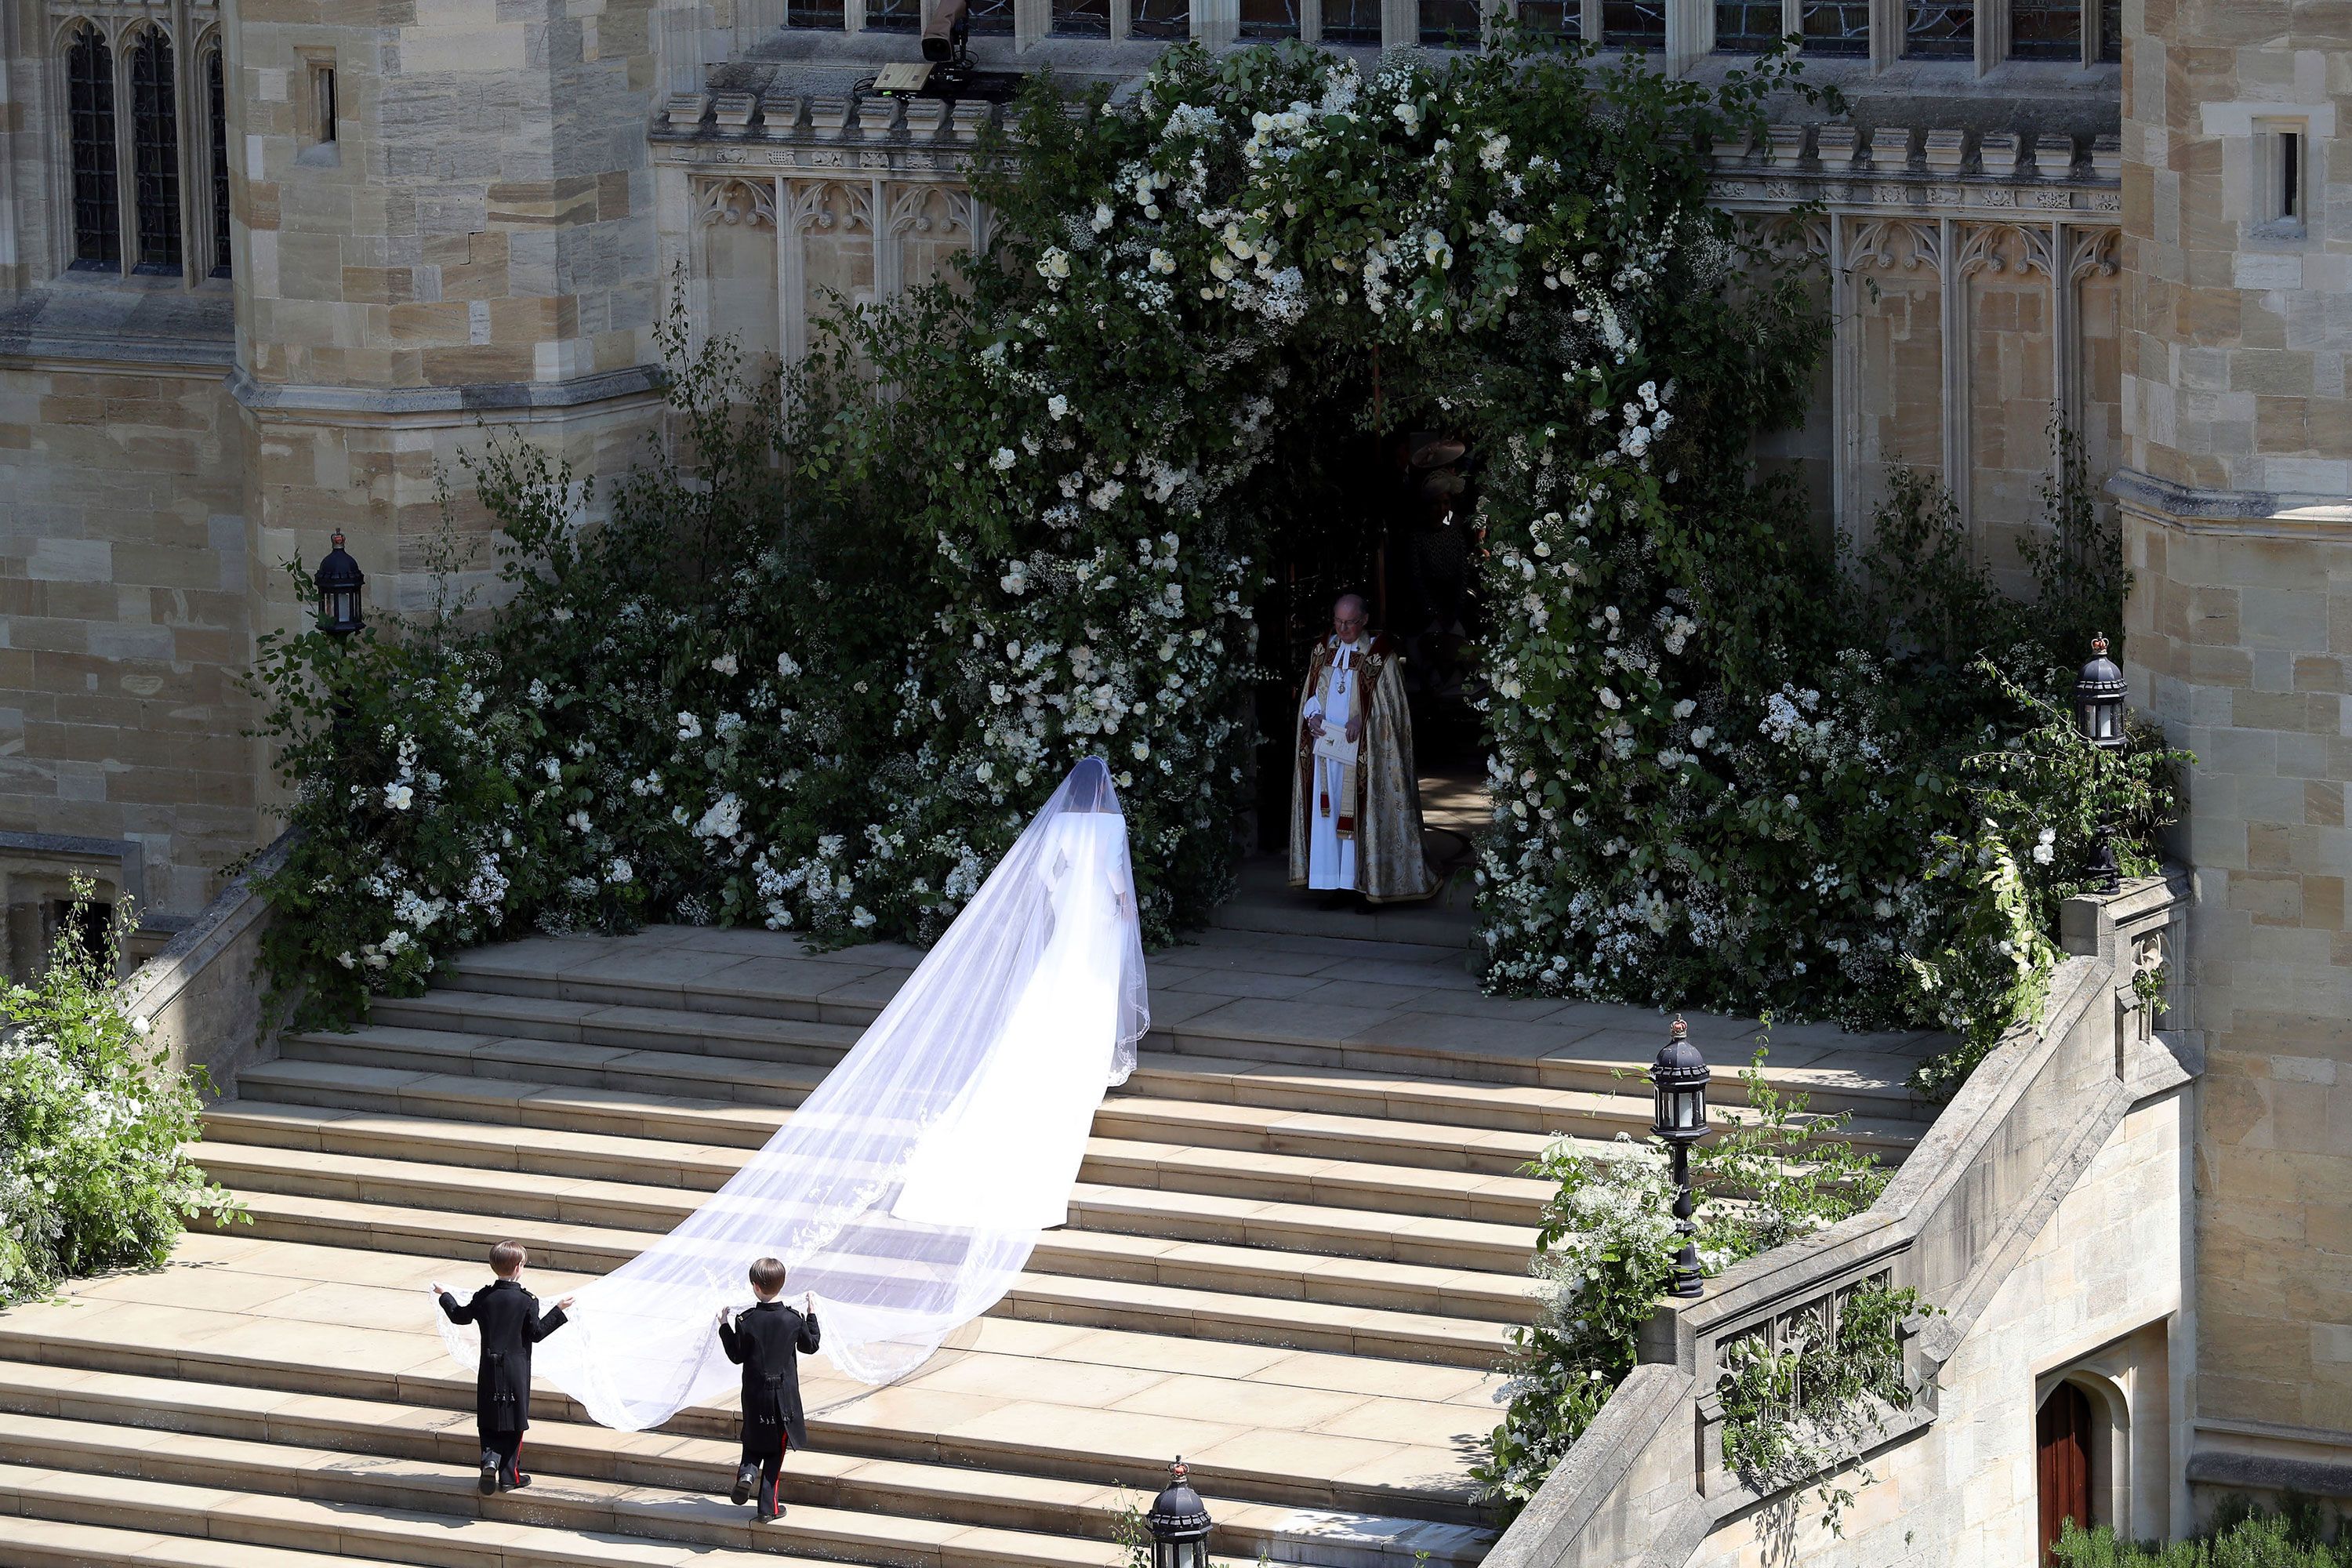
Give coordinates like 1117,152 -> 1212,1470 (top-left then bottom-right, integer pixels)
659,107 -> 2127,575
2115,0 -> 2352,1506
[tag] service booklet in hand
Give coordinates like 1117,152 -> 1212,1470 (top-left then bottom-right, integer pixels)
1312,733 -> 1359,767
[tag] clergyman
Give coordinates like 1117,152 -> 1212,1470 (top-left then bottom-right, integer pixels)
1289,593 -> 1437,907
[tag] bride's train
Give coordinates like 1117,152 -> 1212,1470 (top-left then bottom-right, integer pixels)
434,759 -> 1149,1432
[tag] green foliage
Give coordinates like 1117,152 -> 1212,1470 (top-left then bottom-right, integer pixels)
2053,1499 -> 2350,1567
248,31 -> 2176,1141
1481,421 -> 2176,1072
1904,671 -> 2187,1097
249,38 -> 1837,1018
0,882 -> 245,1306
1111,1487 -> 1155,1568
1715,1275 -> 1927,1532
1472,1046 -> 1886,1516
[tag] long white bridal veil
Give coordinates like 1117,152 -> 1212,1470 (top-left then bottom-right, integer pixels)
437,758 -> 1150,1431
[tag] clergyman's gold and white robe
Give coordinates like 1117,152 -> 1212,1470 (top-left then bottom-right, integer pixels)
1288,632 -> 1438,904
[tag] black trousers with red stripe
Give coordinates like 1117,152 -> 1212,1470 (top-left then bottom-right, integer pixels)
742,1419 -> 790,1512
477,1417 -> 525,1486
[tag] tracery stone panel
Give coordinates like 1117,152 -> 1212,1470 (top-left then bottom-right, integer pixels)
1846,220 -> 1946,542
699,179 -> 781,365
1961,223 -> 2057,599
884,185 -> 975,301
2070,229 -> 2123,516
786,181 -> 875,361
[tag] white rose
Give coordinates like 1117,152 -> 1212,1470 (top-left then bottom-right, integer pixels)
383,783 -> 415,811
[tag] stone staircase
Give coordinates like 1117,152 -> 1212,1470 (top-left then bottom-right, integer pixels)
0,860 -> 1940,1568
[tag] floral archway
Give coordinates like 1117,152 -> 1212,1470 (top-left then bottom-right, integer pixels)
256,37 -> 2169,1098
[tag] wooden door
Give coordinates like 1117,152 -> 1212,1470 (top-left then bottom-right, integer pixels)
2037,1381 -> 2093,1563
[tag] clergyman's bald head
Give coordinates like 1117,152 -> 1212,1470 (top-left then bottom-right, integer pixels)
1331,594 -> 1368,644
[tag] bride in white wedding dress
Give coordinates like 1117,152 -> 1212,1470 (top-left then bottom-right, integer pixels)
437,758 -> 1149,1431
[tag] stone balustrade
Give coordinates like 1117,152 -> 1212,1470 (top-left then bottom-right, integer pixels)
1483,873 -> 2194,1567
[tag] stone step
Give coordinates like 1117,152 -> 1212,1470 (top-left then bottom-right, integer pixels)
205,1190 -> 1518,1366
201,1098 -> 1556,1226
408,948 -> 1931,1120
274,1024 -> 1921,1156
0,1361 -> 1488,1568
207,1086 -> 1536,1275
192,1138 -> 1538,1319
0,1244 -> 1495,1523
0,1410 -> 1265,1568
0,1499 -> 814,1568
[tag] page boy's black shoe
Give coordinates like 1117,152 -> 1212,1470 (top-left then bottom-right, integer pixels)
479,1451 -> 501,1495
503,1475 -> 533,1493
732,1461 -> 760,1505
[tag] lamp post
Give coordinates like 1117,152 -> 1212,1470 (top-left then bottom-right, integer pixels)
315,531 -> 365,636
2073,635 -> 2127,894
1145,1459 -> 1212,1568
1650,1015 -> 1711,1300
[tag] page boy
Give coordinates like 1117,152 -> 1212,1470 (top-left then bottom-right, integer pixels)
717,1257 -> 821,1523
430,1241 -> 575,1495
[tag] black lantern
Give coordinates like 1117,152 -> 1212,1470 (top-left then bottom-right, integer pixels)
2074,634 -> 2127,753
1649,1016 -> 1711,1300
1145,1459 -> 1212,1568
315,531 -> 365,635
2074,635 -> 2128,892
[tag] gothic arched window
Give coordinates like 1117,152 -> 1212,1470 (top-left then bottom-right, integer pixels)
65,22 -> 118,268
127,27 -> 182,270
207,45 -> 230,276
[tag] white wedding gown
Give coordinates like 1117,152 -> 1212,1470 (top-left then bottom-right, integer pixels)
438,759 -> 1149,1431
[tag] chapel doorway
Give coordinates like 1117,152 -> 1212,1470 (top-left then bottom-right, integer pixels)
2037,1381 -> 2095,1563
1249,422 -> 1487,874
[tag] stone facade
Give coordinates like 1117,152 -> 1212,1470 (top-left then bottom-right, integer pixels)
7,0 -> 2349,1539
2114,0 -> 2352,1503
1686,1089 -> 2193,1567
1,0 -> 673,918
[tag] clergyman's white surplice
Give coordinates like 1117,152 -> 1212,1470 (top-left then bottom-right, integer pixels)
1300,638 -> 1362,891
437,759 -> 1148,1431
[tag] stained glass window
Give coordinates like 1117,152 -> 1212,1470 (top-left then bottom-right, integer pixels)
967,0 -> 1014,33
1513,0 -> 1576,35
1905,0 -> 1970,56
129,28 -> 182,271
209,47 -> 230,277
1052,0 -> 1110,35
1129,0 -> 1187,38
67,24 -> 118,270
1801,0 -> 1867,53
865,0 -> 916,34
1321,0 -> 1381,44
1421,0 -> 1482,44
1715,0 -> 1782,53
2098,0 -> 2118,58
2009,0 -> 2078,57
1240,0 -> 1298,38
1600,0 -> 1663,48
788,0 -> 845,27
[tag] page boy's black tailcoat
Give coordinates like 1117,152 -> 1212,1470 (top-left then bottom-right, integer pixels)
718,1300 -> 821,1447
438,1277 -> 568,1432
